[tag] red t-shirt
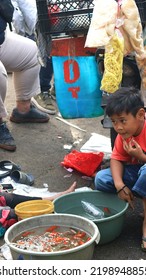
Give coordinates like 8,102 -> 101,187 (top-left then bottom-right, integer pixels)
111,121 -> 146,164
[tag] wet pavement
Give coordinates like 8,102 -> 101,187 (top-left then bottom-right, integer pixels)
0,74 -> 146,260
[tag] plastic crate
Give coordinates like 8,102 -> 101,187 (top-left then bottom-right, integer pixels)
36,0 -> 146,37
135,0 -> 146,22
36,0 -> 51,33
36,0 -> 94,35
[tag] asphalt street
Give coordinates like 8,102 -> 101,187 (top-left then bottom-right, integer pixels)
0,74 -> 145,260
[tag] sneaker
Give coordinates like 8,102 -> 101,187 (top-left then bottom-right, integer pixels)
31,91 -> 56,114
50,86 -> 56,101
10,105 -> 50,123
0,123 -> 16,151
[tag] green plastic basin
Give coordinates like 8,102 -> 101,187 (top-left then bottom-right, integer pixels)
54,191 -> 129,245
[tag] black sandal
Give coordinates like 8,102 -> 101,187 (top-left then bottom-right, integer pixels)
0,160 -> 21,179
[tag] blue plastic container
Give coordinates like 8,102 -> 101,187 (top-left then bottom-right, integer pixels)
52,56 -> 103,118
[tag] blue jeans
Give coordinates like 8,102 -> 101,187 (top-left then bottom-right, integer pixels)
94,164 -> 146,198
39,56 -> 53,92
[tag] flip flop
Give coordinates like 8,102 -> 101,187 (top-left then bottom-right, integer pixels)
0,160 -> 21,179
10,170 -> 34,186
141,236 -> 146,252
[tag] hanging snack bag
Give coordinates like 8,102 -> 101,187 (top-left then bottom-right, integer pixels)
100,0 -> 124,93
100,28 -> 124,93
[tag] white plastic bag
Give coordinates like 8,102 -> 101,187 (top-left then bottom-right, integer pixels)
81,200 -> 104,219
85,0 -> 117,48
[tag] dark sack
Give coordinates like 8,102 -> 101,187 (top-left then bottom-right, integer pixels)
0,0 -> 14,29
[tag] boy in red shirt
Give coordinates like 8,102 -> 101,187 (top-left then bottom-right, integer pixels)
95,87 -> 146,251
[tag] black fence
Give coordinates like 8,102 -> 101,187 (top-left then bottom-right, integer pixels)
36,0 -> 94,35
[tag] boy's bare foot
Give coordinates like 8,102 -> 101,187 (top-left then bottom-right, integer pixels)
43,181 -> 77,201
62,181 -> 77,194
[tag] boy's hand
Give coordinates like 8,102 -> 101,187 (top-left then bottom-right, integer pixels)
117,186 -> 134,209
123,139 -> 143,160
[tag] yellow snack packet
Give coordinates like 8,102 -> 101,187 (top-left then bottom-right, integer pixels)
100,30 -> 124,93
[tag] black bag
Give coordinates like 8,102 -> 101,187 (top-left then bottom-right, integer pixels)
0,0 -> 14,30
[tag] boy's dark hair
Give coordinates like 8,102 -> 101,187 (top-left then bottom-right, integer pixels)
106,87 -> 144,117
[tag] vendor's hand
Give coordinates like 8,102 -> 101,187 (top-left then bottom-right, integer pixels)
123,139 -> 143,160
117,186 -> 134,210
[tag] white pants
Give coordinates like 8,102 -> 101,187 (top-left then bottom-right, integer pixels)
0,31 -> 40,118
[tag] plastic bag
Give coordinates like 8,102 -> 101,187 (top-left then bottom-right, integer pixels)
61,150 -> 104,176
81,200 -> 104,219
100,29 -> 124,93
85,0 -> 117,48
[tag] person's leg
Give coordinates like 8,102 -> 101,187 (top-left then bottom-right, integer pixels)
1,192 -> 42,209
0,32 -> 49,123
1,32 -> 40,102
95,168 -> 116,193
40,57 -> 53,92
32,56 -> 56,115
132,164 -> 146,197
1,181 -> 77,208
0,61 -> 16,151
0,181 -> 77,236
44,181 -> 77,201
141,198 -> 146,250
25,33 -> 55,113
94,165 -> 141,193
132,165 -> 146,247
0,61 -> 7,119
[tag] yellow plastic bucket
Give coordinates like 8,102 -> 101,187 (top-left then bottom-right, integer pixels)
15,200 -> 54,220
